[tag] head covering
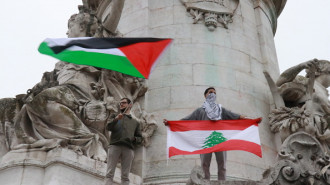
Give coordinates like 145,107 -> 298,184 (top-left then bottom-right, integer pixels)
202,93 -> 222,120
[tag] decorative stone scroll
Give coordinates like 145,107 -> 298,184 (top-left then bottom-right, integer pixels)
181,0 -> 239,30
262,132 -> 330,185
263,59 -> 330,184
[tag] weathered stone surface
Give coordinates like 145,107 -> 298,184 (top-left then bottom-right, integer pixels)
148,64 -> 194,89
261,132 -> 330,185
173,43 -> 215,64
150,7 -> 174,28
149,0 -> 174,9
0,148 -> 142,185
118,0 -> 284,182
193,64 -> 237,89
191,26 -> 232,48
263,59 -> 330,184
146,87 -> 171,112
118,8 -> 148,34
0,0 -> 289,184
213,181 -> 259,185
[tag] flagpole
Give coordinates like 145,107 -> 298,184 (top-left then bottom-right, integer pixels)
166,126 -> 170,165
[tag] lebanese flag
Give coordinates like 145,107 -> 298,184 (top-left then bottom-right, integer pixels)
167,118 -> 262,158
38,37 -> 172,79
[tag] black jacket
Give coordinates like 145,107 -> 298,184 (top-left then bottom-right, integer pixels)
106,114 -> 142,149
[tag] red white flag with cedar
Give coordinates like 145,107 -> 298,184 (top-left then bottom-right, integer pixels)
167,118 -> 262,158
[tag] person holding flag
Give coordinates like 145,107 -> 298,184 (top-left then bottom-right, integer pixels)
105,98 -> 142,185
163,87 -> 262,181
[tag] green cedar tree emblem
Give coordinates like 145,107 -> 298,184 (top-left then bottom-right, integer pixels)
202,131 -> 227,149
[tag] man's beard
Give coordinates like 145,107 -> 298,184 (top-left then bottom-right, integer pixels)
120,107 -> 127,113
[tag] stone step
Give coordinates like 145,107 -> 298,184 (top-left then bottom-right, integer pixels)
0,148 -> 142,185
211,181 -> 259,185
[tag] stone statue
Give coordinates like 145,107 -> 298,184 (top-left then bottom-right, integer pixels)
263,59 -> 330,184
277,60 -> 330,138
67,0 -> 125,38
12,62 -> 109,161
0,0 -> 157,162
0,95 -> 25,157
265,59 -> 330,144
66,10 -> 99,37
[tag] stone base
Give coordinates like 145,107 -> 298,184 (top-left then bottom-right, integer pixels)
150,180 -> 260,185
0,148 -> 141,185
212,181 -> 260,185
159,181 -> 260,185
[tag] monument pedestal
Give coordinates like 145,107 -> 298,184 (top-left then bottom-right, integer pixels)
0,148 -> 142,185
117,0 -> 286,183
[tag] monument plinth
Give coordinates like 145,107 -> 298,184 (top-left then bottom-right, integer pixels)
0,148 -> 141,185
117,0 -> 286,183
0,0 -> 289,184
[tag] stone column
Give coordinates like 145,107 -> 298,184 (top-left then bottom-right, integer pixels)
118,0 -> 286,183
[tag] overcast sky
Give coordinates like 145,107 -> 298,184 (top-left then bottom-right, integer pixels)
0,0 -> 329,98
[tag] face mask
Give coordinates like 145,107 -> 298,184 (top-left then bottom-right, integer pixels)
206,93 -> 216,103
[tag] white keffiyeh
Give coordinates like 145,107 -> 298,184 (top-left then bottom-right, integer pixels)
203,93 -> 222,120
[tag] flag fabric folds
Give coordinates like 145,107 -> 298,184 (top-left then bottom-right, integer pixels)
167,118 -> 262,158
38,37 -> 172,79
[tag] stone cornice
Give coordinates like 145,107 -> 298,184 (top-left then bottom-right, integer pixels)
254,0 -> 285,35
0,148 -> 143,184
0,158 -> 106,178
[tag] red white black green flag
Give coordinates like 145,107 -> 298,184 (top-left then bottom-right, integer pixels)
167,118 -> 262,158
38,37 -> 172,79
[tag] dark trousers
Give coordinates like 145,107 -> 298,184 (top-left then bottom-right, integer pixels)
200,151 -> 226,180
105,145 -> 134,185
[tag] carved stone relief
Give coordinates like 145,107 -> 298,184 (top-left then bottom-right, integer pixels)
0,0 -> 157,162
181,0 -> 239,30
263,59 -> 330,184
264,59 -> 330,143
262,132 -> 330,185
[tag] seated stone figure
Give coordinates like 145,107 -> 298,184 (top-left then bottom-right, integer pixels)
8,4 -> 158,162
10,8 -> 111,161
13,62 -> 110,161
266,59 -> 330,148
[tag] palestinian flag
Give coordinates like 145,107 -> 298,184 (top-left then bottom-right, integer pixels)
38,37 -> 172,78
167,118 -> 262,158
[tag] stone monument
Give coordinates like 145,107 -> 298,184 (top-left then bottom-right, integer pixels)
0,1 -> 156,185
262,59 -> 330,184
0,0 -> 289,184
116,0 -> 286,184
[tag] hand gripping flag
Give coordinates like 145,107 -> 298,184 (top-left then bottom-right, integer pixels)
167,118 -> 262,158
38,37 -> 172,79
